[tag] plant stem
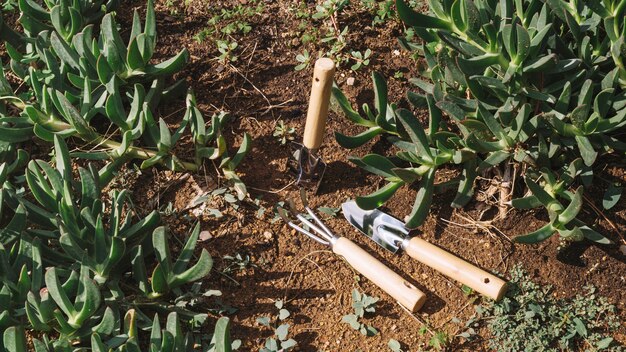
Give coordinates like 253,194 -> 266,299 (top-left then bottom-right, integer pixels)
16,103 -> 199,171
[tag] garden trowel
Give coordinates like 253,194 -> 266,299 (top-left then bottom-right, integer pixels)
342,201 -> 508,301
287,58 -> 335,192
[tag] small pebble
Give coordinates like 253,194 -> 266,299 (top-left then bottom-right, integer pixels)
393,49 -> 400,56
263,231 -> 273,240
199,231 -> 212,241
619,245 -> 626,255
346,77 -> 355,86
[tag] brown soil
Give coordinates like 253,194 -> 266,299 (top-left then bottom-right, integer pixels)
110,0 -> 626,350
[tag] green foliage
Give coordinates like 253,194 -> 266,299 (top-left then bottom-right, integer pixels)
289,0 -> 378,71
350,48 -> 372,70
341,289 -> 379,336
0,2 -> 241,349
194,0 -> 264,63
1,0 -> 16,12
15,0 -> 119,42
360,0 -> 396,26
273,120 -> 296,145
0,0 -> 250,184
333,0 -> 625,243
294,49 -> 311,71
459,265 -> 622,351
0,138 -> 232,350
603,182 -> 622,210
388,339 -> 404,352
257,300 -> 297,352
428,331 -> 450,350
132,224 -> 213,299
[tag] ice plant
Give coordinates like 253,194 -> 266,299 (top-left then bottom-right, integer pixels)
0,0 -> 249,180
333,0 -> 625,243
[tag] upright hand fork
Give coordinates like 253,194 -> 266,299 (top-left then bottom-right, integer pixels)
278,193 -> 427,312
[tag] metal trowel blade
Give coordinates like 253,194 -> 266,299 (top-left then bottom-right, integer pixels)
341,200 -> 409,254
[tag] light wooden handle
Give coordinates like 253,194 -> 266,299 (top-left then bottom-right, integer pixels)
303,58 -> 335,150
332,237 -> 427,312
405,237 -> 507,301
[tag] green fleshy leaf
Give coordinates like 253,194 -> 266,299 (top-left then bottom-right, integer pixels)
335,127 -> 383,149
396,108 -> 432,161
514,222 -> 556,243
145,49 -> 189,76
405,167 -> 435,228
602,183 -> 622,210
575,135 -> 597,166
356,182 -> 403,210
557,187 -> 582,225
451,159 -> 476,208
396,0 -> 451,29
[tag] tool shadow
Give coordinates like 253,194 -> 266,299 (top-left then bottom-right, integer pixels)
317,160 -> 370,195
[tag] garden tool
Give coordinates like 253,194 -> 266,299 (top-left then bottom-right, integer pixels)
287,58 -> 335,192
278,192 -> 427,312
342,201 -> 508,301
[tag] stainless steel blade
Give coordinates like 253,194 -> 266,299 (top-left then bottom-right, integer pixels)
341,201 -> 409,254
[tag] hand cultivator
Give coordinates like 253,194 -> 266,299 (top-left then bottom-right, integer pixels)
287,58 -> 335,192
278,192 -> 427,312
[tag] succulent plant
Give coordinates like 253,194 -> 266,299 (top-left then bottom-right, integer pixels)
0,1 -> 238,349
17,0 -> 119,40
332,0 -> 624,243
333,72 -> 399,148
132,224 -> 213,299
0,0 -> 250,185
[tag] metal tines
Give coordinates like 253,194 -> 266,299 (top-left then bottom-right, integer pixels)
287,142 -> 326,191
277,189 -> 336,247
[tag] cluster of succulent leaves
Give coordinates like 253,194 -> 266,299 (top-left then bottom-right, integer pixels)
0,0 -> 251,350
0,0 -> 250,198
0,137 -> 239,351
333,0 -> 625,243
458,264 -> 622,351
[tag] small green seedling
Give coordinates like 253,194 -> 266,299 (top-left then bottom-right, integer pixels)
273,120 -> 296,145
295,50 -> 311,71
388,339 -> 404,352
350,49 -> 372,71
342,289 -> 379,336
217,39 -> 239,63
257,300 -> 297,352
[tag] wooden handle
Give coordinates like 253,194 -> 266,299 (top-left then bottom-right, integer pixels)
332,237 -> 427,312
405,237 -> 507,301
303,58 -> 335,150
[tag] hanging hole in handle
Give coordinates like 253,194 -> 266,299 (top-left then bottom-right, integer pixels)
315,77 -> 320,82
484,278 -> 490,284
403,281 -> 415,289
